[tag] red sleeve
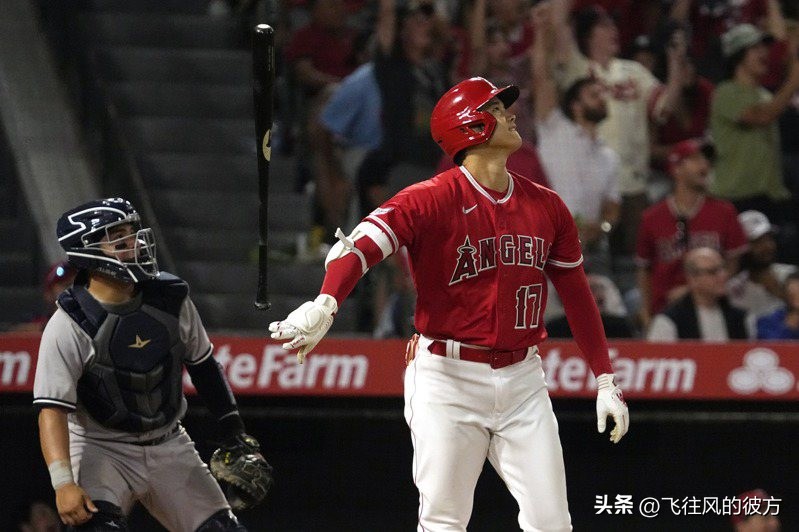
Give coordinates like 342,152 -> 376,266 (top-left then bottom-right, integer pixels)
364,185 -> 427,252
547,192 -> 583,268
322,184 -> 428,306
320,236 -> 385,307
546,265 -> 613,376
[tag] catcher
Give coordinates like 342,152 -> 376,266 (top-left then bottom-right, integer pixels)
33,198 -> 273,531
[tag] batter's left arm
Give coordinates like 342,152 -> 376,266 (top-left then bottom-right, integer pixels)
548,265 -> 629,443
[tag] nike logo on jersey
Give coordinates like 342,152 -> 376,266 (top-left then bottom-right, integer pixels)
128,335 -> 151,349
462,204 -> 478,214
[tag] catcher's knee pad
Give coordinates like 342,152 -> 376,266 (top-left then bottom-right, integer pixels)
67,500 -> 127,531
195,509 -> 247,531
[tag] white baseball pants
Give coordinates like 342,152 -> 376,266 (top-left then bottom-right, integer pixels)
404,336 -> 572,532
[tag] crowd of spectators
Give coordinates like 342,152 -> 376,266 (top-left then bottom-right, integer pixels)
267,0 -> 799,340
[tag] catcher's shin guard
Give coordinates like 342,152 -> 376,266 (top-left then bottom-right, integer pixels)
67,501 -> 127,531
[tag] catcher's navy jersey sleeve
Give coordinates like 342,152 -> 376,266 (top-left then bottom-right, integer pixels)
33,309 -> 92,411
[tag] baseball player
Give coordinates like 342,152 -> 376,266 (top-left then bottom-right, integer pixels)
33,198 -> 272,531
269,77 -> 629,531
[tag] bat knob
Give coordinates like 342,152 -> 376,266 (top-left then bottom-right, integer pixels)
254,24 -> 274,35
254,300 -> 272,311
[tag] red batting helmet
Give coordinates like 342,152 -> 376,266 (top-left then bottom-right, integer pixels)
430,77 -> 519,161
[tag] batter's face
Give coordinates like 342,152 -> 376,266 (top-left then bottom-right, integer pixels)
482,97 -> 522,151
99,223 -> 138,263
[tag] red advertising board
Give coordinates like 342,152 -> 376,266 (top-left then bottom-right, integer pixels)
2,333 -> 799,400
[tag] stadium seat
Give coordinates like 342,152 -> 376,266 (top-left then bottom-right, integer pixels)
108,82 -> 252,119
82,0 -> 212,15
76,13 -> 243,49
91,47 -> 251,84
121,117 -> 254,154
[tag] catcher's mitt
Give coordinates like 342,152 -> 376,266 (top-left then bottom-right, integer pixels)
209,433 -> 274,510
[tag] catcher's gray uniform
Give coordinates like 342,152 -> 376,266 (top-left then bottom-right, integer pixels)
33,284 -> 232,531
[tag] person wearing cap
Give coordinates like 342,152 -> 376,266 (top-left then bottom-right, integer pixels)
548,0 -> 687,254
730,488 -> 781,531
635,138 -> 749,330
8,261 -> 77,333
710,22 -> 799,227
728,210 -> 798,317
647,247 -> 753,341
756,271 -> 799,340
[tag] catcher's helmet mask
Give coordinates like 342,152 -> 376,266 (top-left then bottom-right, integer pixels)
57,198 -> 159,283
430,76 -> 520,162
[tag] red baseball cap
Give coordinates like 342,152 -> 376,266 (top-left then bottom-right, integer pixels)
44,260 -> 76,291
667,138 -> 715,174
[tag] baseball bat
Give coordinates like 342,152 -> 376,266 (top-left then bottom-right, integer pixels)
252,24 -> 274,310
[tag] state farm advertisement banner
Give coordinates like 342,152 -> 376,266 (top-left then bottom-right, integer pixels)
2,333 -> 799,399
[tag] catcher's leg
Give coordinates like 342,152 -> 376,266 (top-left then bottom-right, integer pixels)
194,509 -> 247,531
140,430 -> 231,532
67,501 -> 127,531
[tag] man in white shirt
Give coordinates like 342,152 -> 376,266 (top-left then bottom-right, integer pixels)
532,2 -> 620,275
550,1 -> 685,253
648,247 -> 754,341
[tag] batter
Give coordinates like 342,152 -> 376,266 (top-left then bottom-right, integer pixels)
270,77 -> 629,532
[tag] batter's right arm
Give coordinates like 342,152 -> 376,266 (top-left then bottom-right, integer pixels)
38,407 -> 98,527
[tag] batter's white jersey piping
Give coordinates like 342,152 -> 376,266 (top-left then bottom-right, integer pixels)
548,256 -> 584,268
365,215 -> 399,253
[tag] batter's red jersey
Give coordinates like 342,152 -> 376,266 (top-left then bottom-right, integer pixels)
635,195 -> 748,314
364,166 -> 583,350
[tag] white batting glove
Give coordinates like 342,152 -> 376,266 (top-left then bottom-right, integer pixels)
268,294 -> 337,364
596,373 -> 629,444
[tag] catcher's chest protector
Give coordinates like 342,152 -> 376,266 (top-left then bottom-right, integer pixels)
59,274 -> 188,432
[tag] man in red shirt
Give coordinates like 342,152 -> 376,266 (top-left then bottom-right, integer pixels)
635,138 -> 748,329
270,77 -> 628,531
